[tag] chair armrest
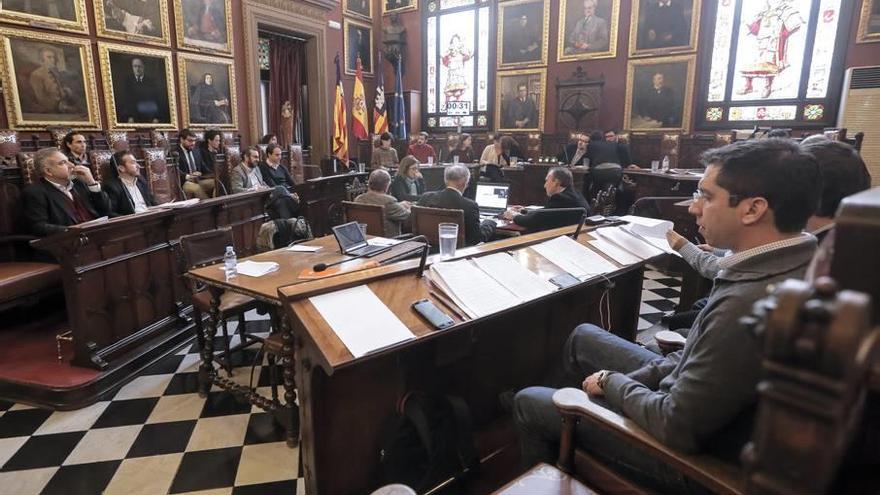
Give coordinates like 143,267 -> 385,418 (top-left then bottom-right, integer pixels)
552,388 -> 744,494
0,234 -> 39,246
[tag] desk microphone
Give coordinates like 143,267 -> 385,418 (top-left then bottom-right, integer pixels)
312,252 -> 370,272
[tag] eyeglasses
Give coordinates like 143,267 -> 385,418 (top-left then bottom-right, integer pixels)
693,190 -> 742,206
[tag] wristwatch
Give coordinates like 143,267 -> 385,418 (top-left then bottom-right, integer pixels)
596,370 -> 611,390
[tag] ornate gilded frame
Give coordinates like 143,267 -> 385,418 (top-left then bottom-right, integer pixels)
343,0 -> 373,21
173,0 -> 234,56
496,0 -> 550,69
628,0 -> 700,58
94,0 -> 171,47
383,0 -> 418,15
494,68 -> 547,132
0,27 -> 101,130
556,0 -> 619,62
97,42 -> 177,129
177,52 -> 238,129
858,0 -> 880,43
0,0 -> 88,34
624,54 -> 695,132
343,17 -> 374,77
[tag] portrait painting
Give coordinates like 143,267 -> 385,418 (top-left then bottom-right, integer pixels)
497,0 -> 549,69
624,55 -> 695,132
0,0 -> 87,33
629,0 -> 700,57
0,28 -> 101,129
178,53 -> 237,129
344,19 -> 373,76
344,0 -> 372,20
174,0 -> 233,55
858,0 -> 880,43
557,0 -> 619,62
495,69 -> 546,132
94,0 -> 170,46
383,0 -> 417,15
98,43 -> 176,128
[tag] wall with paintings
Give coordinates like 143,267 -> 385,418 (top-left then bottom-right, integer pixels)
0,0 -> 246,135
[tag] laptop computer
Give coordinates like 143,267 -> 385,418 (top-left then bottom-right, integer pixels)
475,183 -> 510,218
331,222 -> 392,257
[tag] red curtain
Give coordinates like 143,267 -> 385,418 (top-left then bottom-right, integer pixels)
268,36 -> 303,147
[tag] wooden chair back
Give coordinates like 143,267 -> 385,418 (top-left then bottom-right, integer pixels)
47,127 -> 72,148
16,152 -> 36,186
105,130 -> 129,152
90,149 -> 114,183
410,205 -> 465,249
342,201 -> 386,237
140,147 -> 181,203
179,227 -> 234,294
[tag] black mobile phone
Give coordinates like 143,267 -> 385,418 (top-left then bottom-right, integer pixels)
412,299 -> 455,330
549,272 -> 580,289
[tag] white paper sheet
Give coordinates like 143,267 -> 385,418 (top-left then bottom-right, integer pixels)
588,238 -> 642,266
287,244 -> 322,252
593,226 -> 666,260
431,259 -> 521,318
472,253 -> 557,302
218,260 -> 279,277
77,216 -> 109,227
164,198 -> 200,208
309,285 -> 414,358
531,236 -> 618,280
618,216 -> 679,256
368,237 -> 403,247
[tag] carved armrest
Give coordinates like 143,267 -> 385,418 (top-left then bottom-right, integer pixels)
552,388 -> 744,494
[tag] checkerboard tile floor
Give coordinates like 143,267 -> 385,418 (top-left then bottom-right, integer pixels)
0,270 -> 679,494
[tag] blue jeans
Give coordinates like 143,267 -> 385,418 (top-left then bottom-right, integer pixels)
514,324 -> 708,494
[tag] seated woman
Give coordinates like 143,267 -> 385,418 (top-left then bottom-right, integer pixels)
438,134 -> 459,163
452,133 -> 475,163
390,156 -> 426,202
371,132 -> 399,169
479,135 -> 507,182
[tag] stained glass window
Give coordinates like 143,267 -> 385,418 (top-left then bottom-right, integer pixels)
424,0 -> 492,130
698,0 -> 850,129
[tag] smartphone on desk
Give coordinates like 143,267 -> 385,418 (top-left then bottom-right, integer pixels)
412,299 -> 455,330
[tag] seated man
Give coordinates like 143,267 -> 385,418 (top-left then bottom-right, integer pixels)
502,167 -> 589,231
355,169 -> 411,237
231,146 -> 269,193
22,148 -> 112,237
104,150 -> 156,216
390,156 -> 425,202
604,129 -> 633,167
61,131 -> 92,169
407,132 -> 436,164
418,164 -> 496,246
173,128 -> 214,199
556,133 -> 590,167
371,132 -> 399,170
258,143 -> 296,190
514,139 -> 822,493
586,130 -> 623,167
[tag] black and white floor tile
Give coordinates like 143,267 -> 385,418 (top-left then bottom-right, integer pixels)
0,270 -> 680,494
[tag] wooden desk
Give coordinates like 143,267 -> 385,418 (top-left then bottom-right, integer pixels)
278,226 -> 645,494
623,168 -> 701,200
503,165 -> 589,206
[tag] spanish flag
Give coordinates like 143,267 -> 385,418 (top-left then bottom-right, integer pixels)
352,57 -> 369,140
332,53 -> 348,162
373,53 -> 388,135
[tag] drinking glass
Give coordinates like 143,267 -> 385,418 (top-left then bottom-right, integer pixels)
438,223 -> 458,259
427,156 -> 434,165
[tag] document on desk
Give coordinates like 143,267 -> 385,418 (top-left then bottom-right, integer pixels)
588,238 -> 642,266
593,226 -> 666,260
286,244 -> 322,252
472,253 -> 557,301
218,260 -> 279,277
309,285 -> 414,358
430,259 -> 521,319
530,236 -> 618,280
619,215 -> 679,256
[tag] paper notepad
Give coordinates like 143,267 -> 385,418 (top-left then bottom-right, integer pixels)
588,238 -> 642,266
309,285 -> 414,358
431,259 -> 522,319
619,215 -> 679,256
472,253 -> 557,302
218,260 -> 279,277
530,236 -> 618,280
593,226 -> 666,260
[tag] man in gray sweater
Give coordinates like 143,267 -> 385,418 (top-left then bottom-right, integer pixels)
514,138 -> 822,493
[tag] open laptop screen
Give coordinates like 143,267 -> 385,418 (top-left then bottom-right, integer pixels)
475,184 -> 510,211
332,222 -> 368,251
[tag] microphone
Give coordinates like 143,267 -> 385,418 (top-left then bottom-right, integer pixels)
312,252 -> 371,272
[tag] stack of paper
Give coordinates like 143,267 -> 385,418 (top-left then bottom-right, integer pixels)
430,253 -> 556,319
218,260 -> 280,277
287,244 -> 322,252
592,226 -> 666,260
530,236 -> 618,280
619,215 -> 679,256
164,198 -> 201,208
310,285 -> 414,358
588,237 -> 642,266
367,237 -> 403,247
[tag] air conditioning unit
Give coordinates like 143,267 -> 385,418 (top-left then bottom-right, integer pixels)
838,66 -> 880,186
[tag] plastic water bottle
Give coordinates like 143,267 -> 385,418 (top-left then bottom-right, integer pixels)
223,246 -> 237,280
661,155 -> 670,172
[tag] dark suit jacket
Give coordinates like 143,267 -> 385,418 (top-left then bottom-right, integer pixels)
173,145 -> 212,180
389,174 -> 426,202
587,140 -> 625,166
556,144 -> 590,166
417,187 -> 493,246
258,161 -> 295,190
22,178 -> 112,237
513,187 -> 590,230
103,176 -> 156,217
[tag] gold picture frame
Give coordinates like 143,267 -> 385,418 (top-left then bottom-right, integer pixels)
858,0 -> 880,43
97,42 -> 177,129
0,27 -> 101,129
173,0 -> 234,56
344,18 -> 374,77
624,54 -> 695,132
178,52 -> 238,129
495,68 -> 547,132
497,0 -> 550,69
629,0 -> 701,58
557,0 -> 619,62
382,0 -> 417,16
344,0 -> 373,21
94,0 -> 171,47
0,0 -> 88,34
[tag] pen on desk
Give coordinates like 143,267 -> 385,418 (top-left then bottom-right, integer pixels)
429,291 -> 466,320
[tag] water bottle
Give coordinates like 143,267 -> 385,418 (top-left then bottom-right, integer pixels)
661,155 -> 670,172
223,245 -> 237,280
